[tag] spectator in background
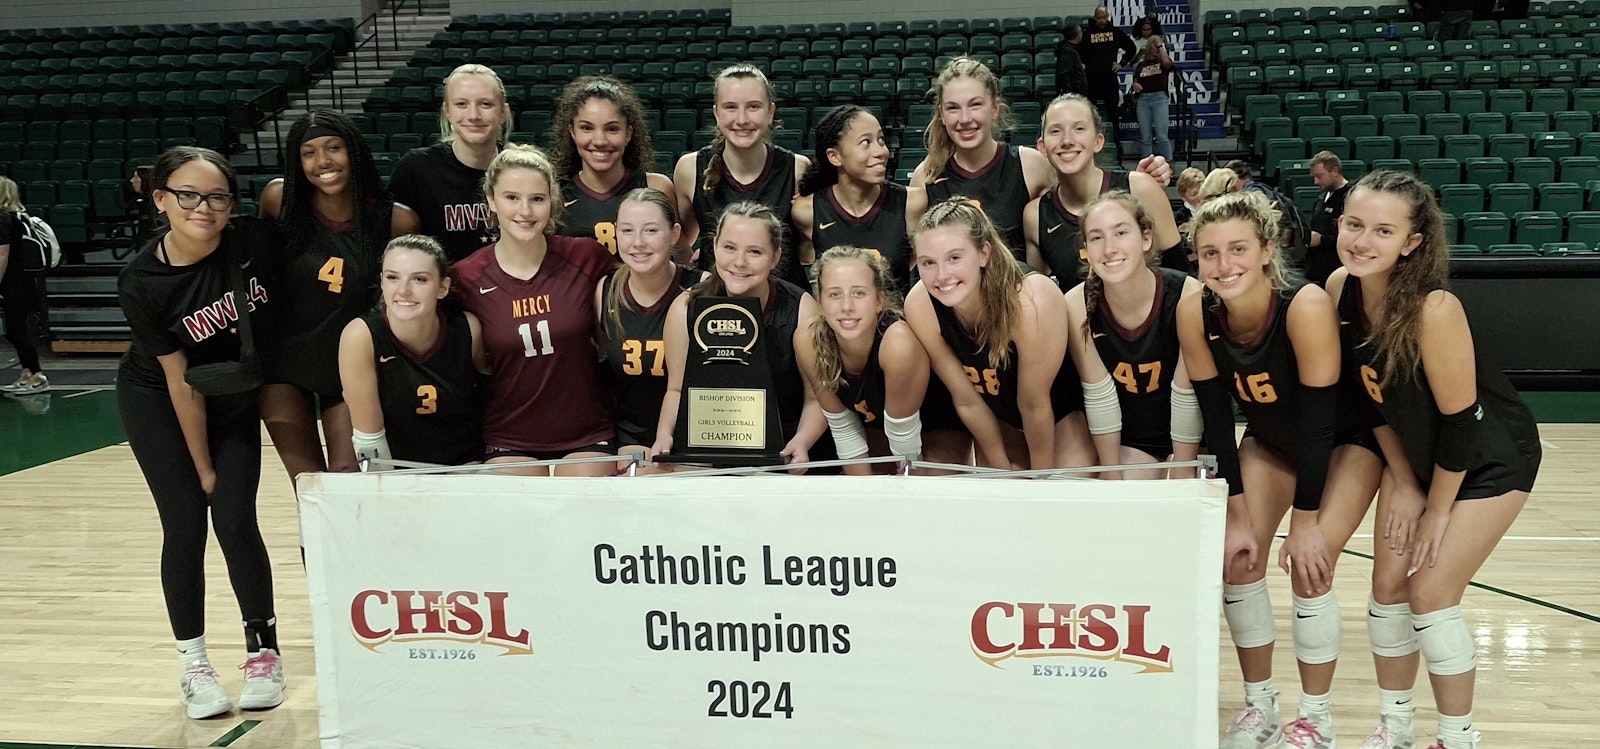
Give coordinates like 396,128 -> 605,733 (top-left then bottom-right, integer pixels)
1417,0 -> 1490,41
1132,15 -> 1164,56
1079,6 -> 1138,151
1197,167 -> 1241,204
1304,151 -> 1352,286
1175,166 -> 1205,232
1131,32 -> 1175,163
1055,24 -> 1088,96
0,177 -> 49,395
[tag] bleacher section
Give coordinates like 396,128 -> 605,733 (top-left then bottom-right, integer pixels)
1209,2 -> 1600,254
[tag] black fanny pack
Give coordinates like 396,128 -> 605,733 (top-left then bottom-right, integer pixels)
184,249 -> 264,396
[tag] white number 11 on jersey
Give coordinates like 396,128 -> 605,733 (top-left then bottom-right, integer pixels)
517,320 -> 555,357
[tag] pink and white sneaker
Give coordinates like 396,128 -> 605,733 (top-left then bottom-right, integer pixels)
237,648 -> 285,710
1280,718 -> 1337,749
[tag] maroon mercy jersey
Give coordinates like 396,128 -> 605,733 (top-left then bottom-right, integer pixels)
452,235 -> 617,452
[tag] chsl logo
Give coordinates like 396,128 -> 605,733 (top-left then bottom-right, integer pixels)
350,590 -> 533,655
970,602 -> 1173,674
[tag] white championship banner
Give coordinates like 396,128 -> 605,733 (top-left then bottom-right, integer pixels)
298,473 -> 1226,748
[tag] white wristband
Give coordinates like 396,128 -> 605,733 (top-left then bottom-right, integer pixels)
1082,375 -> 1122,436
884,410 -> 923,458
823,409 -> 870,459
1170,384 -> 1203,444
351,427 -> 392,466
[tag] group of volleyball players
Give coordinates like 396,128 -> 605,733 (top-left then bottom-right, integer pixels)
113,51 -> 1538,749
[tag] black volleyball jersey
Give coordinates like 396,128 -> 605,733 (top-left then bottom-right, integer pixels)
362,307 -> 485,465
1090,267 -> 1187,450
761,278 -> 810,439
1036,170 -> 1131,290
556,169 -> 647,256
924,143 -> 1033,261
1337,282 -> 1541,496
601,265 -> 697,444
690,145 -> 807,289
271,203 -> 393,396
931,287 -> 1083,430
811,184 -> 915,292
835,314 -> 898,431
117,217 -> 279,391
388,142 -> 492,263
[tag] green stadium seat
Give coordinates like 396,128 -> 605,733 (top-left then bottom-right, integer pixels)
1443,135 -> 1486,161
1468,112 -> 1508,139
1489,183 -> 1536,214
1465,157 -> 1510,188
1464,61 -> 1501,90
1342,159 -> 1368,182
1483,243 -> 1538,256
1256,43 -> 1293,66
1572,88 -> 1600,114
1510,112 -> 1550,137
1541,242 -> 1593,255
1280,159 -> 1313,193
1553,111 -> 1593,136
1440,184 -> 1486,216
50,205 -> 88,244
1310,137 -> 1351,160
1560,156 -> 1599,185
1325,90 -> 1364,120
1263,139 -> 1307,178
1254,117 -> 1294,155
1462,212 -> 1511,246
1328,40 -> 1365,63
1408,91 -> 1447,118
1488,90 -> 1527,117
1425,113 -> 1465,137
1533,132 -> 1578,159
1354,135 -> 1396,162
1382,114 -> 1422,139
1579,133 -> 1600,158
1366,91 -> 1404,119
1243,95 -> 1282,131
1567,212 -> 1600,242
1514,211 -> 1564,246
1293,41 -> 1332,63
1303,63 -> 1343,91
1398,134 -> 1441,163
1339,114 -> 1378,141
1538,182 -> 1585,216
1298,115 -> 1335,142
1380,62 -> 1422,89
1345,63 -> 1382,91
1372,158 -> 1416,174
1284,92 -> 1323,120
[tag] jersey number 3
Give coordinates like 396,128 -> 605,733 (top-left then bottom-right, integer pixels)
621,339 -> 666,376
416,384 -> 437,415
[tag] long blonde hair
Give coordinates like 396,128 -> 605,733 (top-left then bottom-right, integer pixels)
914,197 -> 1025,369
1197,167 -> 1240,203
438,64 -> 514,144
1187,191 -> 1301,300
807,246 -> 903,392
703,64 -> 777,193
602,187 -> 679,336
1348,170 -> 1451,387
0,177 -> 22,212
688,201 -> 785,301
919,57 -> 1014,183
1078,190 -> 1158,339
482,143 -> 563,233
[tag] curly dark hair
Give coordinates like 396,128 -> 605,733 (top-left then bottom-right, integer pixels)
550,76 -> 656,180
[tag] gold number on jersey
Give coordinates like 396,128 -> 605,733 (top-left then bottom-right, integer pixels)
318,257 -> 345,293
1233,371 -> 1278,404
1359,365 -> 1384,404
621,339 -> 666,377
853,399 -> 877,423
963,365 -> 1001,396
1112,361 -> 1163,394
516,320 -> 555,358
594,222 -> 618,255
416,384 -> 438,415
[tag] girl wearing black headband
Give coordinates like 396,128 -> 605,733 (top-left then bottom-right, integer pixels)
258,110 -> 420,482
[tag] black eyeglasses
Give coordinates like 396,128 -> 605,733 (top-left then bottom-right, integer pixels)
160,188 -> 235,212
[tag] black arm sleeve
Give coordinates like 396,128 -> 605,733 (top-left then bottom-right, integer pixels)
1158,238 -> 1193,275
1193,376 -> 1243,495
1292,383 -> 1338,511
1435,401 -> 1482,472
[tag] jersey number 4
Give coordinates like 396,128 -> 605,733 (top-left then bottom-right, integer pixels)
517,320 -> 556,358
318,257 -> 345,293
963,365 -> 1000,396
621,339 -> 666,376
1112,361 -> 1162,394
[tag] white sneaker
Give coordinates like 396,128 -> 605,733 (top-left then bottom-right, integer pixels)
1280,718 -> 1337,748
237,648 -> 285,710
8,375 -> 48,395
180,661 -> 233,719
1359,716 -> 1415,748
1222,705 -> 1283,749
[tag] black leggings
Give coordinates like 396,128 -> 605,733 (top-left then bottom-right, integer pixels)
1,267 -> 43,373
117,378 -> 275,641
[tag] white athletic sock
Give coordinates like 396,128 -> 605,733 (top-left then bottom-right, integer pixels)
1438,711 -> 1476,748
1299,690 -> 1332,722
1244,678 -> 1277,709
177,635 -> 209,669
1378,687 -> 1415,723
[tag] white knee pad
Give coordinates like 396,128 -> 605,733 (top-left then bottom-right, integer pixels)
1415,605 -> 1477,676
1223,579 -> 1276,649
1367,596 -> 1419,658
1292,591 -> 1343,665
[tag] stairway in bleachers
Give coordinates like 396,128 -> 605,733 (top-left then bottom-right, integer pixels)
1109,0 -> 1227,145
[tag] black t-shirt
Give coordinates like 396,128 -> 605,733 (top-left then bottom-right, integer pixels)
362,307 -> 485,465
1035,170 -> 1132,290
117,217 -> 280,390
556,169 -> 647,256
810,183 -> 915,293
388,142 -> 492,263
924,144 -> 1033,261
0,212 -> 18,285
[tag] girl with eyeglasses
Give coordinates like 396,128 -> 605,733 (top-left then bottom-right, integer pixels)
115,147 -> 286,720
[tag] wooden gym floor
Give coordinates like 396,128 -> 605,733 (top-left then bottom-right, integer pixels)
0,390 -> 1596,748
